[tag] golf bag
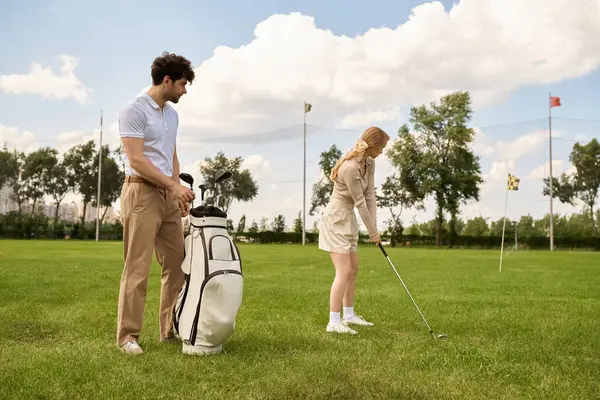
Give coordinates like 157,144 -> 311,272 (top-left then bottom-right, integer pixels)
173,205 -> 243,355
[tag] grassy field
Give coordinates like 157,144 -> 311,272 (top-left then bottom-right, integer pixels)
0,240 -> 599,399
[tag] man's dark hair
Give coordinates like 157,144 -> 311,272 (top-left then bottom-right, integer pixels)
151,52 -> 195,85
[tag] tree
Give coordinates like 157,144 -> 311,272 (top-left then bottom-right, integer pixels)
113,144 -> 126,171
249,220 -> 259,233
271,214 -> 285,232
199,151 -> 259,213
386,90 -> 483,247
63,141 -> 97,228
462,216 -> 489,237
259,217 -> 268,232
515,215 -> 542,237
21,147 -> 60,217
237,215 -> 246,233
404,223 -> 421,236
293,211 -> 303,233
309,145 -> 343,216
543,138 -> 600,236
92,145 -> 124,224
376,175 -> 423,246
8,150 -> 27,214
47,158 -> 72,231
0,146 -> 19,191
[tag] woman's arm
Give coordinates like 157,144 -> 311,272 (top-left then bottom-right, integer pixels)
339,163 -> 378,239
365,158 -> 377,229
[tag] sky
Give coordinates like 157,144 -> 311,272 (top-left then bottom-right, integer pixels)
1,0 -> 600,231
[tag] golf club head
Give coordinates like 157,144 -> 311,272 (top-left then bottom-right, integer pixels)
179,173 -> 194,189
199,182 -> 213,202
436,334 -> 448,340
215,169 -> 232,183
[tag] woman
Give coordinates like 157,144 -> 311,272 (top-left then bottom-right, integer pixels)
318,126 -> 390,334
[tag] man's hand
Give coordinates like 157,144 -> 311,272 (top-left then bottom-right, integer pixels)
170,184 -> 195,204
179,199 -> 191,217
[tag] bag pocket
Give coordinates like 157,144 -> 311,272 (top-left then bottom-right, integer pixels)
208,234 -> 238,261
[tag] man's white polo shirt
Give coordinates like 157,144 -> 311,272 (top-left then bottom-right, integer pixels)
118,92 -> 179,177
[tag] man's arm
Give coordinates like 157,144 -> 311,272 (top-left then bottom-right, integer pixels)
118,104 -> 175,189
171,146 -> 190,216
121,137 -> 177,190
172,145 -> 180,184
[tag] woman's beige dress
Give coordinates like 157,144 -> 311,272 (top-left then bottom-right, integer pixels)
318,157 -> 378,254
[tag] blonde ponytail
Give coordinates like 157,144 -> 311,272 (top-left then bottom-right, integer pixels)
329,126 -> 390,181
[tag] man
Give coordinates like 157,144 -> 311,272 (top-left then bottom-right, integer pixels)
116,52 -> 196,355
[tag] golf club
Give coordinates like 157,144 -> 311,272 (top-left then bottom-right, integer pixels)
179,173 -> 195,207
213,169 -> 232,209
215,170 -> 232,183
377,243 -> 448,340
179,173 -> 194,189
198,183 -> 209,205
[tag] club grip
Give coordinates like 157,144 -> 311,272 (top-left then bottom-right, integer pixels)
378,242 -> 388,257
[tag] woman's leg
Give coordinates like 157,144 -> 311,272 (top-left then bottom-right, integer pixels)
343,250 -> 374,326
342,251 -> 359,317
327,251 -> 357,334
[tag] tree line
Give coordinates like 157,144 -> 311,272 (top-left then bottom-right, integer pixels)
0,141 -> 261,239
1,90 -> 598,249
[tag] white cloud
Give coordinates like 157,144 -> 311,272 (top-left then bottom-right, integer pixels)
55,121 -> 120,154
340,106 -> 402,129
0,55 -> 91,103
475,129 -> 551,162
171,1 -> 600,141
527,160 -> 565,180
241,154 -> 273,179
0,125 -> 41,153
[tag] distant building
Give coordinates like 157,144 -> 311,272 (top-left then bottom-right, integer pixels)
0,184 -> 18,214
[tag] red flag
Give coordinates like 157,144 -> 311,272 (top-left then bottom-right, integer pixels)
550,96 -> 561,107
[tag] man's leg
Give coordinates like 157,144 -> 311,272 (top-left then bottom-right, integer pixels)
116,182 -> 162,352
155,193 -> 185,341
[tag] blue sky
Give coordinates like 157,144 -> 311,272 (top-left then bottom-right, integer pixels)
1,0 -> 599,230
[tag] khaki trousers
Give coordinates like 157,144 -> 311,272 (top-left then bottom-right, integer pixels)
116,176 -> 185,347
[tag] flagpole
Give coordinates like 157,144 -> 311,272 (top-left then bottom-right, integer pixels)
302,102 -> 307,246
514,221 -> 518,250
548,92 -> 555,252
95,109 -> 103,242
499,178 -> 509,272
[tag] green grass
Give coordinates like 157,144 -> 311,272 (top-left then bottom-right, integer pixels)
0,240 -> 599,399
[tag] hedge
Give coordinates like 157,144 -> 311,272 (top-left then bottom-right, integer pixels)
1,211 -> 598,250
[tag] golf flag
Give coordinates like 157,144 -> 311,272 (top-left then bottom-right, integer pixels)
550,96 -> 561,108
507,173 -> 520,191
304,102 -> 312,113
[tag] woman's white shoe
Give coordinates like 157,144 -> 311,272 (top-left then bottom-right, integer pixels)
326,321 -> 358,334
343,315 -> 374,326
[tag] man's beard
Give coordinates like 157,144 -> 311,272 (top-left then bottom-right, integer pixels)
167,92 -> 181,103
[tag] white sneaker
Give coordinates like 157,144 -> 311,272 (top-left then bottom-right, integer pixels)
120,340 -> 143,355
344,315 -> 374,326
326,321 -> 358,335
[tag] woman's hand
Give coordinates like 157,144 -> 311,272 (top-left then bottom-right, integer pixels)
370,233 -> 381,245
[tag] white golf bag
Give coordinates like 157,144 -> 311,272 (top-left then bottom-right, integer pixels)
173,205 -> 243,355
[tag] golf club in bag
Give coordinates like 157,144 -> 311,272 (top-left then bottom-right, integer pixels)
173,169 -> 244,356
377,243 -> 447,340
